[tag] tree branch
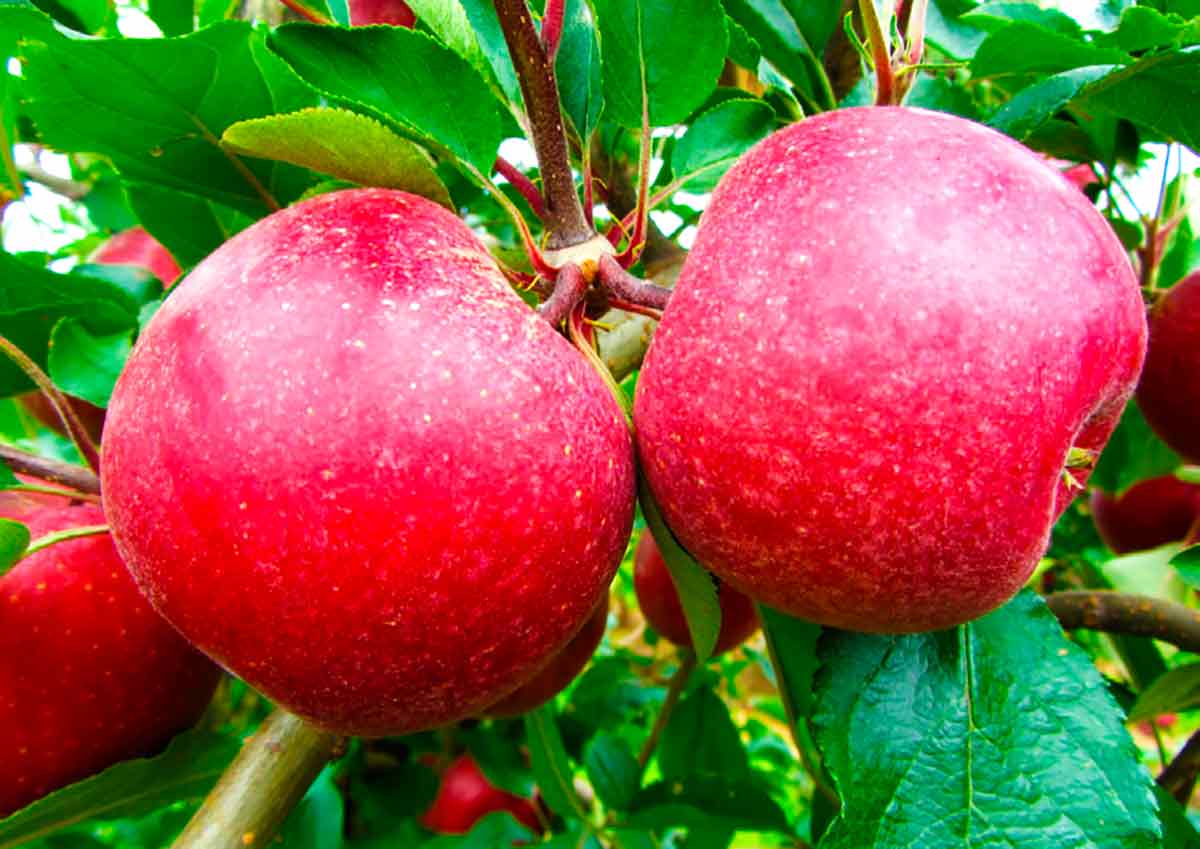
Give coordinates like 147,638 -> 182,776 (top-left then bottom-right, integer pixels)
1159,726 -> 1200,805
493,0 -> 593,250
0,444 -> 100,495
172,709 -> 342,849
1047,592 -> 1200,655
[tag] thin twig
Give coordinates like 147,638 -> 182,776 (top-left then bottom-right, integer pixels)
492,0 -> 593,249
0,336 -> 100,474
541,0 -> 565,60
1047,592 -> 1200,655
0,445 -> 100,495
21,524 -> 110,560
637,652 -> 696,768
171,710 -> 342,849
1159,726 -> 1200,805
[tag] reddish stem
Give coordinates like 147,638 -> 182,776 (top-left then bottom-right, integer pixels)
607,297 -> 663,322
494,156 -> 547,221
538,263 -> 589,329
0,444 -> 101,495
278,0 -> 330,23
598,254 -> 672,311
542,0 -> 565,61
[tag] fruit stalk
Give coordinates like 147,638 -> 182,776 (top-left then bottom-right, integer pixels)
171,709 -> 341,849
636,652 -> 696,768
492,0 -> 593,249
1047,591 -> 1200,654
0,444 -> 101,495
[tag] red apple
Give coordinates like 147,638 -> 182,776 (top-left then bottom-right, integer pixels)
634,106 -> 1146,633
1137,271 -> 1200,462
347,0 -> 415,27
89,226 -> 182,287
420,755 -> 540,836
100,188 -> 634,737
484,595 -> 609,718
17,391 -> 106,445
0,491 -> 220,816
1090,475 -> 1200,553
633,530 -> 758,655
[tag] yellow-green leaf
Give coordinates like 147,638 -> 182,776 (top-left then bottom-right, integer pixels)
222,108 -> 453,208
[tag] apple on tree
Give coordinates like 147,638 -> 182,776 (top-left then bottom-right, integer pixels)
420,754 -> 541,836
100,188 -> 634,737
346,0 -> 414,26
634,106 -> 1147,633
634,530 -> 758,655
0,490 -> 220,816
1090,475 -> 1200,554
1137,271 -> 1200,463
484,594 -> 609,718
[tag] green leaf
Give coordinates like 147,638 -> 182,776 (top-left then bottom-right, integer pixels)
671,98 -> 775,191
47,317 -> 133,409
1103,6 -> 1200,52
0,253 -> 139,398
457,0 -> 522,107
638,475 -> 721,662
0,462 -> 20,489
971,22 -> 1130,78
626,775 -> 790,833
0,518 -> 30,577
126,182 -> 255,269
268,24 -> 501,174
593,0 -> 728,128
1170,544 -> 1200,588
404,0 -> 516,107
1158,786 -> 1200,849
557,0 -> 604,140
961,1 -> 1083,34
1080,48 -> 1200,152
20,22 -> 319,216
465,730 -> 534,797
583,732 -> 640,811
1128,662 -> 1200,721
148,0 -> 194,36
759,605 -> 821,719
813,591 -> 1159,848
222,108 -> 452,208
1091,401 -> 1182,494
1101,544 -> 1189,603
279,766 -> 344,849
0,729 -> 238,849
423,811 -> 534,849
722,0 -> 838,108
40,0 -> 108,34
989,65 -> 1116,140
524,705 -> 582,820
658,687 -> 750,781
904,74 -> 982,119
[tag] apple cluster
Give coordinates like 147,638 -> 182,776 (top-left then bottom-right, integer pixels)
7,105 -> 1152,814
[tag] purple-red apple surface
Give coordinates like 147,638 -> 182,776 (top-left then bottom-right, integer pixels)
420,755 -> 540,835
1137,272 -> 1200,463
1090,475 -> 1200,553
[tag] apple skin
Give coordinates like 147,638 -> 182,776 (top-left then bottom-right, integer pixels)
484,595 -> 609,718
1090,475 -> 1200,553
0,492 -> 220,816
348,0 -> 415,26
420,755 -> 540,836
100,188 -> 634,737
1137,272 -> 1200,462
633,531 -> 758,655
89,226 -> 182,287
634,106 -> 1146,633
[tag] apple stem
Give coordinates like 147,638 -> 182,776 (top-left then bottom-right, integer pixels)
597,254 -> 672,311
494,156 -> 547,221
859,0 -> 896,106
493,0 -> 595,250
1047,591 -> 1200,654
0,335 -> 101,475
170,709 -> 342,849
1159,727 -> 1200,805
0,444 -> 101,495
637,651 -> 696,769
538,262 -> 589,328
